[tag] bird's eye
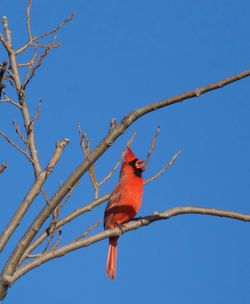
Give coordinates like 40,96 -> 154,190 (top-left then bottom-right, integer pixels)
128,159 -> 137,166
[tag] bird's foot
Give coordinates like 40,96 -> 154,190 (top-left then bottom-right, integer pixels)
117,224 -> 126,236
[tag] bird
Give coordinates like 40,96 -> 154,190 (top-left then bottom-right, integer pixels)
104,146 -> 145,279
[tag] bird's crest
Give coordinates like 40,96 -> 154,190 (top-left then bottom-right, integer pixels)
124,147 -> 137,163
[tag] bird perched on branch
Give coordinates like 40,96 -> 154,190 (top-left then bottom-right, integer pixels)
104,147 -> 145,279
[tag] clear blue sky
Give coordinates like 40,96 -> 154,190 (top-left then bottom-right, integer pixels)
1,0 -> 250,303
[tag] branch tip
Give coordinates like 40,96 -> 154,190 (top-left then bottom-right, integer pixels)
0,162 -> 7,174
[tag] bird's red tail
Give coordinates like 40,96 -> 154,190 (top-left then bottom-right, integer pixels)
106,237 -> 118,280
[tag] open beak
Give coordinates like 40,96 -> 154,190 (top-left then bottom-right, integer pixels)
136,159 -> 145,171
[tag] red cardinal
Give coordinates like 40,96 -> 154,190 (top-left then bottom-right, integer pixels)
104,147 -> 144,279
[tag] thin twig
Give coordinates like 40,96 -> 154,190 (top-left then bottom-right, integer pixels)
74,220 -> 101,241
23,44 -> 37,86
0,97 -> 21,109
33,99 -> 42,122
126,132 -> 136,147
43,210 -> 60,253
26,100 -> 42,150
0,17 -> 12,53
33,12 -> 76,41
98,157 -> 123,188
144,151 -> 181,184
0,33 -> 9,52
23,39 -> 61,89
41,188 -> 49,205
3,66 -> 15,80
26,0 -> 33,41
17,63 -> 32,68
2,71 -> 15,87
49,232 -> 62,252
15,12 -> 76,55
78,124 -> 99,198
0,129 -> 32,161
12,121 -> 27,145
0,91 -> 21,108
144,126 -> 160,169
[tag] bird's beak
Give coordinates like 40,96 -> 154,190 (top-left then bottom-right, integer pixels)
136,159 -> 145,171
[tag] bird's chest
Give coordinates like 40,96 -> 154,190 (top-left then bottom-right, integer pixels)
120,178 -> 143,213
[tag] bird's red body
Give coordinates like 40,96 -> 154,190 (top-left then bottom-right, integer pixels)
104,147 -> 144,279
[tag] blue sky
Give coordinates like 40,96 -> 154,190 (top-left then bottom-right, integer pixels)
0,0 -> 250,303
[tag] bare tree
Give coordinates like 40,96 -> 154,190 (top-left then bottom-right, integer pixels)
0,1 -> 249,300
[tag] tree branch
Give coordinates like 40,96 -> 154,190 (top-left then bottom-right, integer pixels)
23,38 -> 62,89
0,91 -> 22,109
144,126 -> 161,169
11,205 -> 250,284
15,11 -> 76,55
2,69 -> 250,285
0,139 -> 69,253
0,129 -> 32,161
1,16 -> 42,177
21,194 -> 111,262
26,0 -> 33,41
144,151 -> 181,184
0,96 -> 21,108
0,162 -> 7,174
12,120 -> 27,145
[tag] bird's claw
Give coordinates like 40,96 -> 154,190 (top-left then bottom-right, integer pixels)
117,224 -> 126,236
